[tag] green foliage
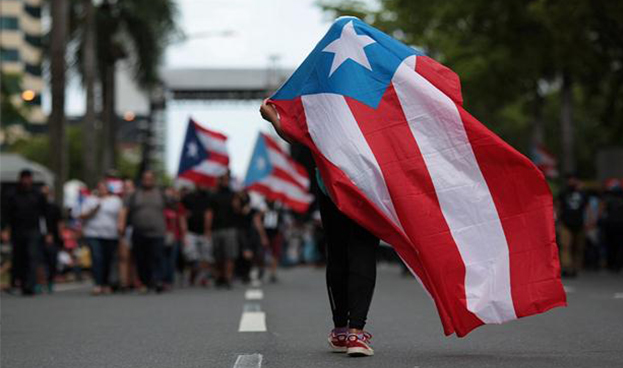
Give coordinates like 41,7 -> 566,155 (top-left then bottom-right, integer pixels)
0,72 -> 29,126
6,127 -> 139,183
320,0 -> 623,178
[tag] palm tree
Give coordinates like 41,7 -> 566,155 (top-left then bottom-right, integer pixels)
95,0 -> 180,174
50,0 -> 69,203
81,0 -> 98,188
70,0 -> 180,180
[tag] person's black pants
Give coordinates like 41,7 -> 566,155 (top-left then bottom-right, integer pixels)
11,231 -> 41,294
43,243 -> 59,284
319,193 -> 379,330
132,234 -> 164,289
86,238 -> 118,287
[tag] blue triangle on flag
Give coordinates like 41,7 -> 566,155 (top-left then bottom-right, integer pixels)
178,119 -> 209,175
244,134 -> 273,186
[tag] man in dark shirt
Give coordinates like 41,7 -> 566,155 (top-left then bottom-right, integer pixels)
206,172 -> 239,288
1,170 -> 48,295
557,175 -> 588,277
181,185 -> 213,286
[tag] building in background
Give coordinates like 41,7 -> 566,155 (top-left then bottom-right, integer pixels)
0,0 -> 45,125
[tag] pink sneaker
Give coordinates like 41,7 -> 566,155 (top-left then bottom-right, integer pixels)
327,328 -> 348,353
347,331 -> 374,357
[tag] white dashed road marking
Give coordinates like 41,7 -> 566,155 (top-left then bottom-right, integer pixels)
563,286 -> 575,293
614,292 -> 623,299
239,303 -> 266,332
233,353 -> 263,368
245,289 -> 264,300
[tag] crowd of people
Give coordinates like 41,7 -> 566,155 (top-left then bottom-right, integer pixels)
1,168 -> 622,297
1,169 -> 325,296
556,175 -> 623,277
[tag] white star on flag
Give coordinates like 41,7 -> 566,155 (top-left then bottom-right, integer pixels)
322,20 -> 376,77
256,157 -> 266,170
186,141 -> 198,158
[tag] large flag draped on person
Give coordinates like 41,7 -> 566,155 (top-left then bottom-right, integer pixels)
244,132 -> 313,213
268,17 -> 566,337
177,118 -> 229,187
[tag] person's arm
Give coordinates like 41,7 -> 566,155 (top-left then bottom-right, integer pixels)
204,209 -> 214,239
179,208 -> 188,241
260,99 -> 293,144
118,207 -> 128,237
253,212 -> 270,248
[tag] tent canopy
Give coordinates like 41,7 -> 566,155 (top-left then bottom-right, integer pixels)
0,153 -> 54,186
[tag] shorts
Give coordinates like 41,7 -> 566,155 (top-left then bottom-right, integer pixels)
183,232 -> 213,263
212,228 -> 238,262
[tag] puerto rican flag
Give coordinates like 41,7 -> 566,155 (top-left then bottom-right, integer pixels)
177,118 -> 229,187
244,133 -> 312,213
269,17 -> 566,337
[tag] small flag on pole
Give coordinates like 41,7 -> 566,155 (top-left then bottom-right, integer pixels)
177,118 -> 229,187
244,133 -> 312,213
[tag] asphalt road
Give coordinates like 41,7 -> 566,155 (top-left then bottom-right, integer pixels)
2,265 -> 622,368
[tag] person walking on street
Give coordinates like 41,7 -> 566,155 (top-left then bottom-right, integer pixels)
557,175 -> 588,278
206,172 -> 239,289
118,171 -> 168,293
81,181 -> 123,295
1,170 -> 49,296
260,100 -> 378,357
180,184 -> 213,286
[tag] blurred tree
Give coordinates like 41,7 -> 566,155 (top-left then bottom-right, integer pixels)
7,126 -> 139,184
50,0 -> 69,204
0,73 -> 29,128
69,0 -> 181,179
320,0 -> 623,178
95,0 -> 181,173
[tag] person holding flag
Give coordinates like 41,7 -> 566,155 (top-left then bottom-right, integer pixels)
260,15 -> 566,357
260,101 -> 377,357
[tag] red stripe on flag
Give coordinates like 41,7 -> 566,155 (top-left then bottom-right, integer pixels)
270,97 -> 455,336
272,167 -> 306,190
207,152 -> 230,166
262,133 -> 309,178
458,107 -> 567,318
345,84 -> 483,336
178,171 -> 217,187
192,120 -> 228,141
247,182 -> 310,213
415,56 -> 463,106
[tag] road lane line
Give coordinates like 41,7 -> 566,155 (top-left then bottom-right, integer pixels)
245,289 -> 264,300
251,279 -> 262,288
614,292 -> 623,299
239,303 -> 266,332
239,311 -> 266,332
233,353 -> 263,368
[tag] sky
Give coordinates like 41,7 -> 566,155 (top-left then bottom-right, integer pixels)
164,0 -> 335,180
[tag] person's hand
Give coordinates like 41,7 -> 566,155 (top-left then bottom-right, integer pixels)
45,234 -> 54,246
260,99 -> 280,126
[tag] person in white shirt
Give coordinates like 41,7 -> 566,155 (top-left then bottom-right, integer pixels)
81,181 -> 123,295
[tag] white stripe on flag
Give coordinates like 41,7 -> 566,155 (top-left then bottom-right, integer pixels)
393,55 -> 516,324
258,175 -> 313,203
301,93 -> 404,233
197,131 -> 229,156
266,148 -> 309,188
191,160 -> 229,177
